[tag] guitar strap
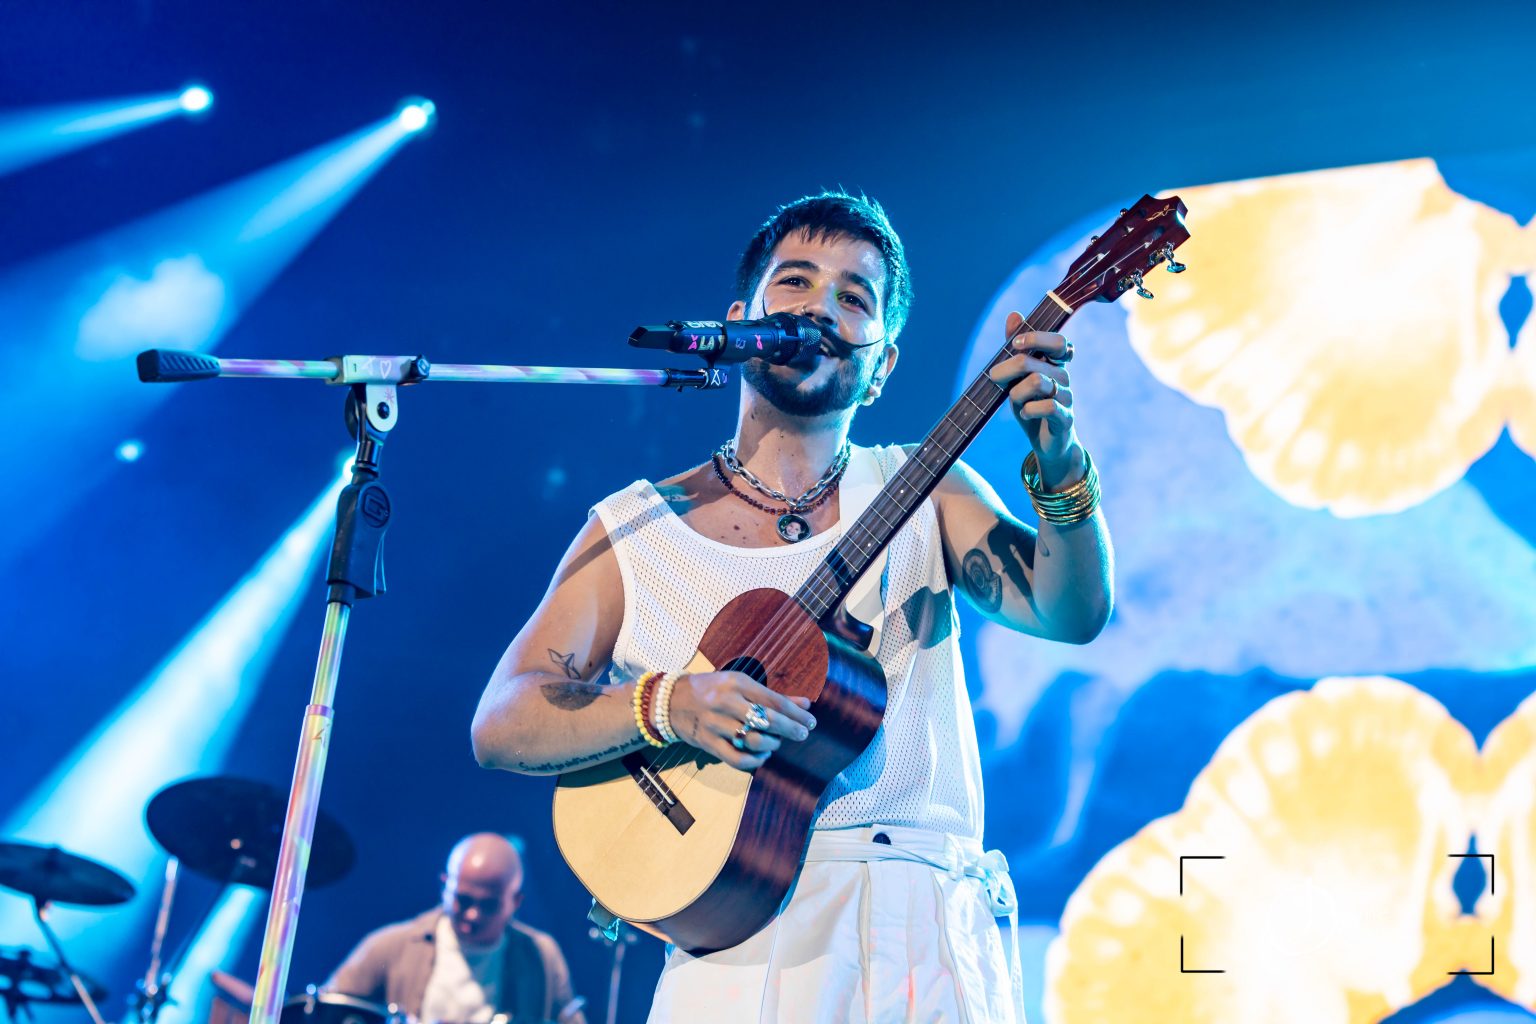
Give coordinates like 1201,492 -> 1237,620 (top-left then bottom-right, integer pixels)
836,445 -> 890,653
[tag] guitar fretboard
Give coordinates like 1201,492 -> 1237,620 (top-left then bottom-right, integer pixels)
793,296 -> 1071,622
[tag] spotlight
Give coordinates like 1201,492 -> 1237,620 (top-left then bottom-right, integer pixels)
179,85 -> 213,115
395,97 -> 436,134
115,440 -> 144,463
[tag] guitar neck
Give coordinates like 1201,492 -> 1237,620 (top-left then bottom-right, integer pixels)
794,296 -> 1072,622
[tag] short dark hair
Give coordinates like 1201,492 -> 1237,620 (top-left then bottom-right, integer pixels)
735,191 -> 912,341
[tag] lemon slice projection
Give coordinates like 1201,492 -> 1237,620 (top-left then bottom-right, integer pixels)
1045,677 -> 1478,1024
1471,688 -> 1536,1007
1124,159 -> 1528,517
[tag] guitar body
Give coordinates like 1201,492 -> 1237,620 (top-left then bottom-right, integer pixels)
552,587 -> 887,953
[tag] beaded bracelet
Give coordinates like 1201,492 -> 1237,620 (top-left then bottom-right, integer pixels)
651,672 -> 680,745
632,671 -> 667,748
1021,450 -> 1101,526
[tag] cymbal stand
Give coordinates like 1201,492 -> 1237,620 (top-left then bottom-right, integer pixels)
135,347 -> 729,1024
127,857 -> 178,1022
586,921 -> 638,1024
29,899 -> 106,1024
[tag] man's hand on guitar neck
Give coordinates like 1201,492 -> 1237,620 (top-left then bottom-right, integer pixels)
988,313 -> 1084,488
926,310 -> 1113,646
668,671 -> 817,771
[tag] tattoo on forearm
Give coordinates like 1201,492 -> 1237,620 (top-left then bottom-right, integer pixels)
516,740 -> 637,773
548,649 -> 582,680
961,550 -> 1002,612
539,679 -> 606,711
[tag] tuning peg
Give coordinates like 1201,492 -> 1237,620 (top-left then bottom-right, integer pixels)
1131,271 -> 1154,299
1160,242 -> 1186,273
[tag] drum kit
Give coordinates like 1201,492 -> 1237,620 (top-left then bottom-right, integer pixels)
0,775 -> 378,1024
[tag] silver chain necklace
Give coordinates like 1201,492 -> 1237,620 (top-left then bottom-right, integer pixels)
717,439 -> 851,542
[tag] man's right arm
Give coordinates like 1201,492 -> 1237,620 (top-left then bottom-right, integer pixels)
471,513 -> 818,775
471,515 -> 644,776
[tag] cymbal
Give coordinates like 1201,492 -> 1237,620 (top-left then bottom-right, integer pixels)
0,946 -> 108,1006
0,842 -> 135,907
146,776 -> 354,890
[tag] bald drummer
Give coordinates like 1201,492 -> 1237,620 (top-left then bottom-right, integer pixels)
326,833 -> 585,1024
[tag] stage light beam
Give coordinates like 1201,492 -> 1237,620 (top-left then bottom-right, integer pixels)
0,101 -> 434,566
0,87 -> 214,178
0,458 -> 352,967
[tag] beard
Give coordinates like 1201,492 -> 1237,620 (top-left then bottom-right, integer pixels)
741,352 -> 879,418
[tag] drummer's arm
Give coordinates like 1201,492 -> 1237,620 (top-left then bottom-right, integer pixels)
323,929 -> 389,1003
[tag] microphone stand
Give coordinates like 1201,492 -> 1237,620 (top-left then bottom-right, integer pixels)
135,348 -> 729,1024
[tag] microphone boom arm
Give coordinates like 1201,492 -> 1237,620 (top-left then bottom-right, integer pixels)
136,349 -> 730,390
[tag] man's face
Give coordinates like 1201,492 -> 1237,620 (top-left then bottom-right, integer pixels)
733,230 -> 893,418
441,869 -> 520,948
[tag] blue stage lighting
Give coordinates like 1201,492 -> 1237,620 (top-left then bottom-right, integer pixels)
178,85 -> 214,115
0,459 -> 351,963
115,439 -> 144,463
0,88 -> 208,178
395,97 -> 436,134
0,107 -> 429,565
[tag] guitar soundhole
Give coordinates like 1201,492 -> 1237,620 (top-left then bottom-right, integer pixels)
720,656 -> 768,685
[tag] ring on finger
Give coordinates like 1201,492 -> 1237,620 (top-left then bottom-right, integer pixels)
1045,377 -> 1059,399
744,703 -> 771,732
732,726 -> 750,751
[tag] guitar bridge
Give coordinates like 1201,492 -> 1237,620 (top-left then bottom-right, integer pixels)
622,753 -> 694,835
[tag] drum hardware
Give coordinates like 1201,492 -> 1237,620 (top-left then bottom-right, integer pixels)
0,945 -> 108,1021
586,920 -> 638,1024
127,776 -> 355,1023
279,985 -> 403,1023
0,840 -> 135,1024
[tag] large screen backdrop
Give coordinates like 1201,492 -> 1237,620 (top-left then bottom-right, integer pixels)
957,156 -> 1536,1024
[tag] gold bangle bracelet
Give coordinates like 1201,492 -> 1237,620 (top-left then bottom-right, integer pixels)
1021,450 -> 1101,525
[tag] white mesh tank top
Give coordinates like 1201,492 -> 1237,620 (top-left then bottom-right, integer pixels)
589,444 -> 984,839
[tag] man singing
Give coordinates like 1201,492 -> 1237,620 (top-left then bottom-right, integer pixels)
472,192 -> 1112,1022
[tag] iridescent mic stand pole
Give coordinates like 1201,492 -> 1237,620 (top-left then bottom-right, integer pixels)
135,349 -> 728,1024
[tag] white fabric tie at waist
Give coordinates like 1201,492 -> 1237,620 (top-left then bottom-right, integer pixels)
805,826 -> 1023,1021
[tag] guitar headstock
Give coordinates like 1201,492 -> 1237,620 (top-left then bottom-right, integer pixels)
1054,194 -> 1190,308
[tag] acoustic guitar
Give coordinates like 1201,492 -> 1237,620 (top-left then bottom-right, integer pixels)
552,195 -> 1191,953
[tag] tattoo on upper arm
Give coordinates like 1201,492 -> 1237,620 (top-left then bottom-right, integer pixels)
986,522 -> 1036,599
539,680 -> 606,711
548,649 -> 582,679
961,522 -> 1039,615
961,550 -> 1002,612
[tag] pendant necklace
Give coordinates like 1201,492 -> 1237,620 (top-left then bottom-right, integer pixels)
713,439 -> 851,543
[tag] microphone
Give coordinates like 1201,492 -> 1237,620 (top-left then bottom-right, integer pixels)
628,312 -> 823,365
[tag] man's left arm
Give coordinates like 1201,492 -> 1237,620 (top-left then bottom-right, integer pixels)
930,313 -> 1113,643
932,459 -> 1111,643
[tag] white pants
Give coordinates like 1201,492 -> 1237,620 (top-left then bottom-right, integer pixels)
647,825 -> 1023,1023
